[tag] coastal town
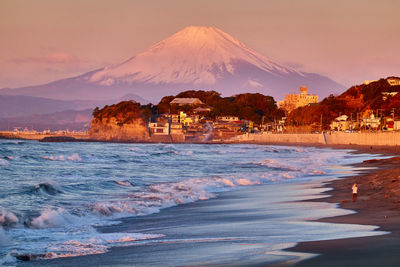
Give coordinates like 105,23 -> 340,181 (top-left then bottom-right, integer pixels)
1,77 -> 400,146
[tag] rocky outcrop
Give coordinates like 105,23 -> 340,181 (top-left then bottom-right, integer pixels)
89,101 -> 150,142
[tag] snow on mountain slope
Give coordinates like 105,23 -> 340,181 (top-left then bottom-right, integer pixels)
86,26 -> 303,86
1,26 -> 345,102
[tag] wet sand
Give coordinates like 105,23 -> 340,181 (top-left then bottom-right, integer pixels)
287,154 -> 400,266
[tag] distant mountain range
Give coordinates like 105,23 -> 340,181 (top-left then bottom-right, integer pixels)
0,26 -> 345,104
0,109 -> 92,131
0,94 -> 148,118
0,94 -> 148,131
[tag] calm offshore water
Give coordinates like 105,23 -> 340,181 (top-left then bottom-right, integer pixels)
0,140 -> 386,265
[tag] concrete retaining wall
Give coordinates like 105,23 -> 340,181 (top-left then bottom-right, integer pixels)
324,132 -> 400,146
235,132 -> 324,144
235,132 -> 400,146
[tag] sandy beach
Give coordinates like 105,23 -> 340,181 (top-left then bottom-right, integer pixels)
287,150 -> 400,266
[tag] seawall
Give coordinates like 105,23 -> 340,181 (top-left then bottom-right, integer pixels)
2,130 -> 400,147
234,132 -> 400,146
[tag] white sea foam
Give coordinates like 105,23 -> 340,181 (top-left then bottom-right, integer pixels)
180,150 -> 193,155
257,158 -> 328,178
221,178 -> 235,187
4,232 -> 165,261
40,155 -> 65,161
30,208 -> 77,229
114,180 -> 132,187
40,153 -> 81,162
0,209 -> 18,227
67,153 -> 82,161
90,176 -> 264,219
39,233 -> 165,259
282,173 -> 295,179
259,159 -> 299,171
0,159 -> 9,166
91,202 -> 137,216
236,178 -> 258,186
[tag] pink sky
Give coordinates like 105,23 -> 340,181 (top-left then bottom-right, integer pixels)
0,0 -> 399,89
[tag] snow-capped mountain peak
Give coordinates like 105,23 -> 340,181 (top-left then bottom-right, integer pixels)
1,26 -> 344,102
87,26 -> 301,86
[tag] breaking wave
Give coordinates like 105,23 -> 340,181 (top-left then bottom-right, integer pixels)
114,180 -> 133,187
40,153 -> 82,162
150,150 -> 179,156
33,181 -> 63,195
27,208 -> 78,229
0,209 -> 18,227
258,159 -> 300,171
248,159 -> 326,176
0,141 -> 26,145
91,176 -> 261,218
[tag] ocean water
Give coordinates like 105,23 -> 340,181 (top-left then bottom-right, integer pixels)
0,140 -> 387,265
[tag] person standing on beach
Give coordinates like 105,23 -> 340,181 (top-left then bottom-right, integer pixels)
352,183 -> 358,202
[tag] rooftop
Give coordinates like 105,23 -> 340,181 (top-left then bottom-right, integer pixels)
170,98 -> 204,105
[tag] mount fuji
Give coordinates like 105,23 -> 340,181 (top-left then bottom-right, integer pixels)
1,26 -> 345,103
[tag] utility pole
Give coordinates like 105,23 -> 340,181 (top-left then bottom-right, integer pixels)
377,109 -> 383,131
392,108 -> 395,120
320,114 -> 323,132
356,112 -> 359,131
351,113 -> 354,130
261,115 -> 265,130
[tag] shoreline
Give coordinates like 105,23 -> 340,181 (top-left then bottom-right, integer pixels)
6,138 -> 400,265
2,132 -> 400,156
2,130 -> 400,149
287,154 -> 400,266
17,167 -> 380,267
